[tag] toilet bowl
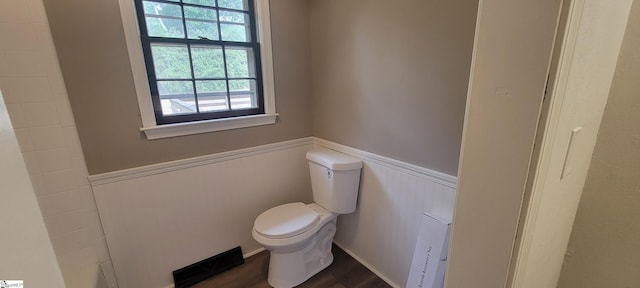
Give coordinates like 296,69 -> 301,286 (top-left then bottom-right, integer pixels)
252,149 -> 362,288
253,203 -> 337,288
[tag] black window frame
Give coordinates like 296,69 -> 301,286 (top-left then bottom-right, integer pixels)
134,0 -> 265,125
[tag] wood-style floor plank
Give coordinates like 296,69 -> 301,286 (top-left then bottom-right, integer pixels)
193,245 -> 391,288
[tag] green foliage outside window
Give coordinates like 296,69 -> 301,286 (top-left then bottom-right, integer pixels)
143,0 -> 253,97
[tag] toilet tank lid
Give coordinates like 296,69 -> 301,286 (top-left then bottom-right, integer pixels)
306,149 -> 363,171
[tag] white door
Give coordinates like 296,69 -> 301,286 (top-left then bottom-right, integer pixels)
446,0 -> 563,287
510,1 -> 634,288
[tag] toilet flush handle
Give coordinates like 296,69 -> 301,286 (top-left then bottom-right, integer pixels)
326,168 -> 332,179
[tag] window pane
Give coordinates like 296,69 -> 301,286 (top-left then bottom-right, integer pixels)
143,1 -> 182,17
184,6 -> 216,20
221,23 -> 248,42
225,47 -> 252,78
196,80 -> 228,112
157,81 -> 196,115
218,0 -> 247,10
229,79 -> 250,92
186,21 -> 219,40
143,1 -> 185,38
151,44 -> 192,79
184,6 -> 219,40
229,79 -> 256,110
182,0 -> 215,7
219,11 -> 249,42
219,10 -> 247,24
191,46 -> 225,78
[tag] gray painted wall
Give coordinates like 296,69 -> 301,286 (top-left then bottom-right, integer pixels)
43,0 -> 313,174
309,0 -> 477,175
46,0 -> 476,176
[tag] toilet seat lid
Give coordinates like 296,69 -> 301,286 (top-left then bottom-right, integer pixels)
254,202 -> 319,239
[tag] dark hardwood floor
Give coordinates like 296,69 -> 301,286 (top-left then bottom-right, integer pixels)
193,245 -> 391,288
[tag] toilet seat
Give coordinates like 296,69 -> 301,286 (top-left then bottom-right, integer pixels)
254,202 -> 319,239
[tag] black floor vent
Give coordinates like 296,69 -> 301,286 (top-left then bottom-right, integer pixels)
173,246 -> 244,288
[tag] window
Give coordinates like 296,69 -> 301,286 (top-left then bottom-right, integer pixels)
120,0 -> 276,139
135,0 -> 264,124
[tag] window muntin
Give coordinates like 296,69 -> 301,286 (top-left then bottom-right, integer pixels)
135,0 -> 263,125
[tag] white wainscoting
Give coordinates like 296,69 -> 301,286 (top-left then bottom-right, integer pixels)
314,138 -> 457,288
90,137 -> 457,288
89,138 -> 314,288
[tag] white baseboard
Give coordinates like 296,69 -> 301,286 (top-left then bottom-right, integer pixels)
333,241 -> 402,288
243,247 -> 266,259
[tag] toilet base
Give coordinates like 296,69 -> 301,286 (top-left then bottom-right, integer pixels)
266,220 -> 336,288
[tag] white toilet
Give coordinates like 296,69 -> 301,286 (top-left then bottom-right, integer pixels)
252,148 -> 363,288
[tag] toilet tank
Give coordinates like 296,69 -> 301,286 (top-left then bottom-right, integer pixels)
306,149 -> 363,214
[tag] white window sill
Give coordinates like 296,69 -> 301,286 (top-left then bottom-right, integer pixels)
140,113 -> 278,140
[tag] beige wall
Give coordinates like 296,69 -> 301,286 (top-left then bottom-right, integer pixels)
42,0 -> 313,174
46,0 -> 475,176
0,90 -> 66,287
558,1 -> 640,287
446,0 -> 562,287
309,0 -> 477,175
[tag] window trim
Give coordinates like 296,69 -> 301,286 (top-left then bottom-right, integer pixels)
119,0 -> 277,140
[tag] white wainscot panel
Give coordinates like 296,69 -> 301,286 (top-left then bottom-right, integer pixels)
91,139 -> 314,288
91,137 -> 456,288
315,138 -> 457,288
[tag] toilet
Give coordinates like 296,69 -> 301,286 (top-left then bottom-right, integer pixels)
252,148 -> 363,288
